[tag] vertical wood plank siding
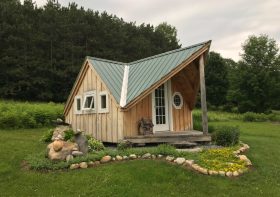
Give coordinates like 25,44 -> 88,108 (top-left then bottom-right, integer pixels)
65,64 -> 123,143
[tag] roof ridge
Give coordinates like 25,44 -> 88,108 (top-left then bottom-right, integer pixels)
128,40 -> 210,65
86,56 -> 125,65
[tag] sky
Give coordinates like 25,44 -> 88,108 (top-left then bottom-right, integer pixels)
22,0 -> 280,61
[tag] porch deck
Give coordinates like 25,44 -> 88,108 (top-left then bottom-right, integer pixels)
124,130 -> 211,144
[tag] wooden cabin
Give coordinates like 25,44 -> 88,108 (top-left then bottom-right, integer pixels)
64,41 -> 211,144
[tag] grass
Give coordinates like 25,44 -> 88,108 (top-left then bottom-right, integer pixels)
0,121 -> 280,196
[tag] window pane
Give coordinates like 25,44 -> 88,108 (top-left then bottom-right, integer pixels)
91,97 -> 95,109
101,95 -> 106,109
77,98 -> 81,110
85,96 -> 93,108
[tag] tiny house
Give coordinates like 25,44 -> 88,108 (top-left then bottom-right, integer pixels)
64,41 -> 211,144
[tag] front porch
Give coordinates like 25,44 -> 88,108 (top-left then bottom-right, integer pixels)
124,130 -> 211,145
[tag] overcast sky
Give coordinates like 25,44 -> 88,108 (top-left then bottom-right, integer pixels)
24,0 -> 280,61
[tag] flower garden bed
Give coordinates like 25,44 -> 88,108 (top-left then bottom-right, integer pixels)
26,143 -> 252,177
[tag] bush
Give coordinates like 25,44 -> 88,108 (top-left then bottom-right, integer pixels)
88,137 -> 105,151
0,100 -> 63,129
64,129 -> 75,141
117,140 -> 132,151
212,126 -> 240,147
40,129 -> 54,143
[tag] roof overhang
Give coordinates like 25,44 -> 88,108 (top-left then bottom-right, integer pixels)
120,40 -> 211,111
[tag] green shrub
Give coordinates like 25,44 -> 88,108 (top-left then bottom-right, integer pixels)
64,129 -> 75,141
212,126 -> 240,147
88,137 -> 105,151
40,129 -> 54,143
243,112 -> 267,122
0,100 -> 63,129
117,140 -> 132,151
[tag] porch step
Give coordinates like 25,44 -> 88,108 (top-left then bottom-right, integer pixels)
170,141 -> 198,148
124,131 -> 211,144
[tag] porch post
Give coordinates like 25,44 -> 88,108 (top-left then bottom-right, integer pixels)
199,55 -> 208,134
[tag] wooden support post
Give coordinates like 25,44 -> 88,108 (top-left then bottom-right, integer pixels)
199,55 -> 208,134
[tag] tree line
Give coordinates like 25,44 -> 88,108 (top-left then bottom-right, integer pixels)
1,1 -> 279,113
0,0 -> 180,102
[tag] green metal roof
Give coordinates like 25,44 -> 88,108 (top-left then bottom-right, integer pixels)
87,40 -> 210,107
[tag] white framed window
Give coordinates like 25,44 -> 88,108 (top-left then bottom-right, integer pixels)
172,92 -> 183,109
82,91 -> 96,112
98,91 -> 109,113
74,95 -> 82,114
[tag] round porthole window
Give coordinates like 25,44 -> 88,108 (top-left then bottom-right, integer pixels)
172,92 -> 183,109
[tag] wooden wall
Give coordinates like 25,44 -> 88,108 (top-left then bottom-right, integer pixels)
122,94 -> 152,137
171,79 -> 193,131
65,62 -> 123,143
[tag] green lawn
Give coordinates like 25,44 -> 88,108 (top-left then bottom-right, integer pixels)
0,121 -> 279,196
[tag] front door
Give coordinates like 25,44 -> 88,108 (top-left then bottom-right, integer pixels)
152,83 -> 169,132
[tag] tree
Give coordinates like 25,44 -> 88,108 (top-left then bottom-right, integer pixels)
205,52 -> 229,106
229,35 -> 280,112
0,1 -> 180,102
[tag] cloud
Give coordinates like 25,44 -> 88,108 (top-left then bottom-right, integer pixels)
23,0 -> 280,61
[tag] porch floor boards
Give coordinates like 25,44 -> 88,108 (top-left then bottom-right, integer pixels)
124,130 -> 211,144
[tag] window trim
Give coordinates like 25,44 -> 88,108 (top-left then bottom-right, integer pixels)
98,91 -> 109,113
82,90 -> 96,112
172,92 -> 183,109
74,95 -> 82,114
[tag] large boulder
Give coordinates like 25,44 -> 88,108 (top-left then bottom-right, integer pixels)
51,125 -> 71,141
74,131 -> 88,154
47,141 -> 78,161
53,140 -> 64,152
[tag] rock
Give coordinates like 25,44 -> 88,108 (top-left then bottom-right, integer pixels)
174,157 -> 186,165
100,155 -> 111,163
53,140 -> 64,152
184,160 -> 194,166
72,151 -> 84,157
116,155 -> 123,161
151,155 -> 156,159
69,163 -> 79,170
129,154 -> 137,159
197,167 -> 208,175
219,171 -> 226,176
191,164 -> 200,171
72,147 -> 78,151
239,147 -> 246,152
157,154 -> 163,158
239,155 -> 252,166
123,156 -> 128,160
48,141 -> 78,161
88,161 -> 94,167
209,170 -> 218,175
166,156 -> 174,162
238,169 -> 244,174
74,132 -> 88,154
66,154 -> 73,162
51,125 -> 70,141
79,162 -> 88,169
233,171 -> 239,177
94,161 -> 101,165
177,147 -> 202,153
142,153 -> 151,159
226,171 -> 233,177
112,157 -> 116,161
243,144 -> 250,149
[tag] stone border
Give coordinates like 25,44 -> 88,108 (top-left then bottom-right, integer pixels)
69,143 -> 252,177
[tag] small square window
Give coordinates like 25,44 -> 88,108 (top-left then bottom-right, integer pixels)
98,91 -> 109,113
